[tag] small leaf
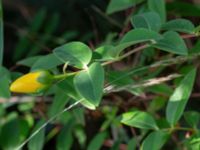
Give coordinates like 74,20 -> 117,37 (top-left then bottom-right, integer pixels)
106,0 -> 145,14
87,132 -> 107,150
131,12 -> 161,31
74,62 -> 104,107
94,45 -> 115,61
152,31 -> 188,55
120,110 -> 158,130
141,131 -> 169,150
28,120 -> 45,150
161,19 -> 195,34
32,54 -> 63,71
53,42 -> 92,69
148,0 -> 166,23
166,68 -> 196,126
114,29 -> 162,56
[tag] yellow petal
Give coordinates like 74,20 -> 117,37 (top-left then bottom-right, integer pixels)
10,71 -> 45,93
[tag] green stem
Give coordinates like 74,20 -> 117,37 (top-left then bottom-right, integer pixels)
53,72 -> 77,80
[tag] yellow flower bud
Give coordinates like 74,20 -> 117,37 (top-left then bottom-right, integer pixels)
10,71 -> 53,94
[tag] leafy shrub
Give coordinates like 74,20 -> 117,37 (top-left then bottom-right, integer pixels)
0,0 -> 200,149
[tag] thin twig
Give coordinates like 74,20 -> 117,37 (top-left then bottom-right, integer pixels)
102,44 -> 149,66
105,73 -> 181,93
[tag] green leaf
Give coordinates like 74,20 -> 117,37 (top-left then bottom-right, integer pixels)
0,76 -> 10,99
28,120 -> 45,150
0,67 -> 10,99
120,110 -> 158,130
131,12 -> 161,32
107,70 -> 143,96
17,56 -> 42,67
0,0 -> 3,66
74,62 -> 104,107
53,42 -> 92,69
57,76 -> 82,100
94,45 -> 115,61
184,111 -> 200,128
152,31 -> 188,55
148,0 -> 166,23
80,100 -> 96,110
141,131 -> 169,150
166,68 -> 196,126
161,19 -> 195,34
0,118 -> 21,150
127,138 -> 136,150
114,29 -> 162,56
106,0 -> 145,14
32,54 -> 63,71
14,8 -> 46,60
56,121 -> 74,150
28,13 -> 59,56
167,2 -> 200,17
56,75 -> 96,110
148,84 -> 173,96
47,88 -> 70,118
87,132 -> 107,150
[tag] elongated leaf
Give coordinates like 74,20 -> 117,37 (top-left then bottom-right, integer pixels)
120,110 -> 158,130
32,54 -> 63,70
56,121 -> 74,150
87,132 -> 107,150
74,62 -> 104,107
167,2 -> 200,17
0,118 -> 21,150
0,67 -> 10,98
0,0 -> 3,66
14,8 -> 46,60
106,0 -> 145,14
53,42 -> 92,69
47,88 -> 69,117
114,29 -> 162,56
127,138 -> 136,150
152,31 -> 188,55
166,68 -> 196,126
28,120 -> 45,150
28,13 -> 59,56
131,12 -> 161,32
141,131 -> 169,150
161,19 -> 195,34
0,76 -> 10,98
148,0 -> 166,23
17,56 -> 42,67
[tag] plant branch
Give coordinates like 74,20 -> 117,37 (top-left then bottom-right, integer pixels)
102,33 -> 197,67
105,73 -> 181,93
102,44 -> 149,66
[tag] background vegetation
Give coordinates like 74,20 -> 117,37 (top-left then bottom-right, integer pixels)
0,0 -> 200,149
